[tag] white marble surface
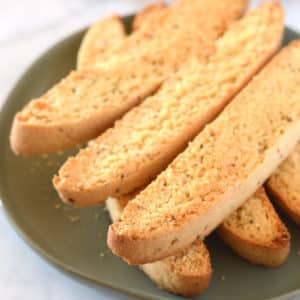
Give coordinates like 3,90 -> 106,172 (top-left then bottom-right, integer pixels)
0,1 -> 300,299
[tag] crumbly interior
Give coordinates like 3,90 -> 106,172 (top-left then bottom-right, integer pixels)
269,142 -> 300,208
92,0 -> 249,71
115,41 -> 300,234
223,188 -> 286,244
17,0 -> 248,125
17,65 -> 163,124
57,3 -> 283,189
159,239 -> 210,274
113,195 -> 210,274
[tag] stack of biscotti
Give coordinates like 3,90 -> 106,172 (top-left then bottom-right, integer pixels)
108,39 -> 300,264
106,185 -> 290,296
53,3 -> 294,296
9,0 -> 300,297
106,191 -> 212,297
53,2 -> 283,206
10,0 -> 249,155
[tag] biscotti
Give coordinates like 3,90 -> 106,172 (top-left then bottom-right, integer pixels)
11,0 -> 248,155
132,3 -> 167,31
267,143 -> 300,225
53,3 -> 283,206
218,188 -> 290,267
78,3 -> 168,70
77,15 -> 126,70
106,193 -> 212,297
107,40 -> 300,264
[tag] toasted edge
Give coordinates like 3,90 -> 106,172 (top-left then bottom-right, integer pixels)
266,144 -> 300,225
218,188 -> 290,267
53,2 -> 284,206
132,3 -> 167,31
106,195 -> 212,297
267,181 -> 300,226
10,80 -> 158,156
107,41 -> 300,265
77,15 -> 126,69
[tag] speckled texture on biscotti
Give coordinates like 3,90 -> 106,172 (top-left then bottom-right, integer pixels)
106,193 -> 212,297
219,187 -> 290,267
77,15 -> 126,70
108,40 -> 300,265
11,0 -> 248,155
267,142 -> 300,226
54,3 -> 283,207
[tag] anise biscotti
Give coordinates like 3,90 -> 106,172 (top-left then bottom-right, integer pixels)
108,41 -> 300,264
108,185 -> 289,279
53,3 -> 283,206
267,143 -> 300,225
132,3 -> 167,31
78,3 -> 168,70
77,15 -> 126,70
106,193 -> 212,297
11,0 -> 248,155
218,188 -> 290,267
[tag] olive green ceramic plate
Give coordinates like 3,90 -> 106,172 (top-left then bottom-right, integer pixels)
0,16 -> 300,299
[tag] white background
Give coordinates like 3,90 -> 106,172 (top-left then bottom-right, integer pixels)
0,1 -> 300,299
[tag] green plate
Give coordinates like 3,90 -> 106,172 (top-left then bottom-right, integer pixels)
0,16 -> 300,300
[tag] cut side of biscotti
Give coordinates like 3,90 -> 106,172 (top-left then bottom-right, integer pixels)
267,142 -> 300,225
219,187 -> 290,267
92,0 -> 249,72
77,15 -> 126,70
11,0 -> 248,155
78,3 -> 168,70
106,194 -> 212,297
107,41 -> 300,265
53,3 -> 283,206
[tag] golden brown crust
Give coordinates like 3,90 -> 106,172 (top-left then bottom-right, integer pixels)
218,188 -> 290,267
77,15 -> 126,70
132,3 -> 167,31
11,0 -> 248,156
267,143 -> 300,226
106,196 -> 212,297
108,39 -> 300,265
10,66 -> 162,155
54,2 -> 283,206
140,241 -> 212,297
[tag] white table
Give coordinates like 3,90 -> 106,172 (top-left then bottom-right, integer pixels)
0,1 -> 300,299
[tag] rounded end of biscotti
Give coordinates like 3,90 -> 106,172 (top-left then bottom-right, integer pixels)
166,242 -> 213,297
107,223 -> 162,265
107,220 -> 187,265
10,114 -> 32,155
161,271 -> 212,297
107,224 -> 141,265
218,220 -> 291,267
10,114 -> 76,155
52,174 -> 101,207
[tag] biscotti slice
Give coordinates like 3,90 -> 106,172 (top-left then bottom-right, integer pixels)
54,3 -> 283,206
11,0 -> 247,155
92,0 -> 249,71
218,187 -> 290,267
106,193 -> 212,297
267,142 -> 300,225
78,3 -> 168,70
77,15 -> 126,70
132,3 -> 167,31
108,40 -> 300,265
